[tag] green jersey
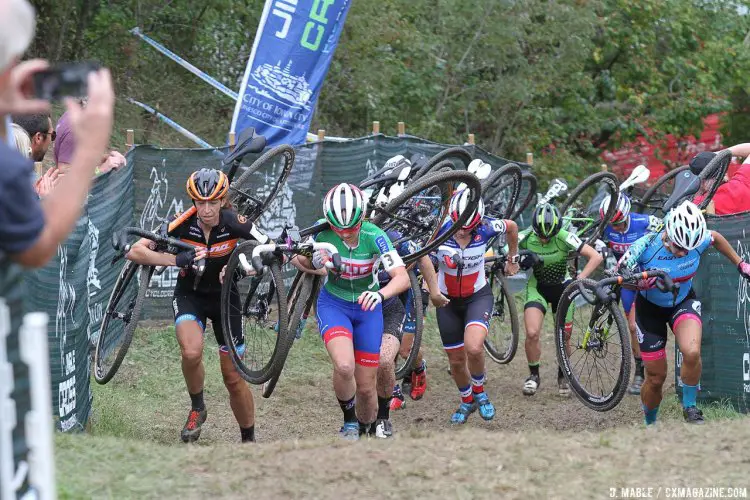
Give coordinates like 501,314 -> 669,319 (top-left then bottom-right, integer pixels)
314,221 -> 405,301
518,227 -> 583,285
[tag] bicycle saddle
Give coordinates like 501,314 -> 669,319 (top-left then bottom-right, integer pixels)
224,127 -> 267,165
663,169 -> 700,212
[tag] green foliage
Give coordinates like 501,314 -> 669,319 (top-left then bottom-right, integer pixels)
26,0 -> 750,186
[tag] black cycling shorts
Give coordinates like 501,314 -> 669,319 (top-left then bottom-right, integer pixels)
172,290 -> 242,353
436,284 -> 493,350
635,289 -> 702,363
382,296 -> 407,342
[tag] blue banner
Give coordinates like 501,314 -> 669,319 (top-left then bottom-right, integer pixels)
230,0 -> 351,145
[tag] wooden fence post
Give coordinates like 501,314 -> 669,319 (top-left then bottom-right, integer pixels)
372,121 -> 380,135
467,134 -> 475,145
126,129 -> 134,151
601,163 -> 608,172
526,152 -> 533,166
229,132 -> 236,147
397,122 -> 405,136
317,129 -> 326,142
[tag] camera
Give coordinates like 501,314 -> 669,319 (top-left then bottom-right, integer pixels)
32,61 -> 102,101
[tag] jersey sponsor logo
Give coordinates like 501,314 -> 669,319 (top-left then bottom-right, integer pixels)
341,261 -> 375,278
692,301 -> 702,315
474,234 -> 482,242
375,235 -> 391,254
237,214 -> 248,224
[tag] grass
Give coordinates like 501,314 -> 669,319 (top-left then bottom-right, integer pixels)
61,311 -> 749,498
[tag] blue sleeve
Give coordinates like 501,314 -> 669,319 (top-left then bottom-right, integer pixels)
482,217 -> 507,237
697,234 -> 713,255
0,149 -> 44,254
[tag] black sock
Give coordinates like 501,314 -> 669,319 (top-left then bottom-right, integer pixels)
189,390 -> 205,411
529,364 -> 540,377
635,357 -> 644,378
557,366 -> 564,379
414,360 -> 425,374
338,396 -> 357,423
377,396 -> 391,420
359,420 -> 372,436
240,425 -> 255,443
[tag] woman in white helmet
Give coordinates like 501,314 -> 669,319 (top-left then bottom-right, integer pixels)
619,200 -> 750,425
431,189 -> 519,424
293,182 -> 410,440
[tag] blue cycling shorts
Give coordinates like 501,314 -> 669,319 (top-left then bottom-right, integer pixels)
620,288 -> 636,314
316,287 -> 383,367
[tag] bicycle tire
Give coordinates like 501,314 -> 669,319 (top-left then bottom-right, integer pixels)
483,273 -> 519,364
509,172 -> 538,221
694,149 -> 731,209
94,262 -> 152,384
262,270 -> 317,398
633,166 -> 688,215
229,144 -> 295,219
481,163 -> 523,220
560,171 -> 618,244
413,147 -> 472,180
371,170 -> 482,264
554,279 -> 631,411
220,240 -> 290,385
394,270 -> 424,380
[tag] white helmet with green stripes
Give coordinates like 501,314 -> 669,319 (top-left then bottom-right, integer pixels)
323,183 -> 368,229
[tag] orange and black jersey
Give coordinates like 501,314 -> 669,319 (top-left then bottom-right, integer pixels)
167,206 -> 269,294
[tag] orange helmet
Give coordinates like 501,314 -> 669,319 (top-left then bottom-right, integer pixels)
186,168 -> 229,201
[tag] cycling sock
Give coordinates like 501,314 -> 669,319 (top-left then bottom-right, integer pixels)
377,396 -> 391,420
682,383 -> 699,408
189,390 -> 205,411
338,396 -> 357,423
414,360 -> 426,375
635,357 -> 644,378
528,362 -> 540,377
459,385 -> 474,404
471,373 -> 485,394
240,425 -> 255,443
642,404 -> 659,425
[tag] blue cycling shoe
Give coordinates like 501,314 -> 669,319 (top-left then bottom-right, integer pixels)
339,422 -> 360,441
474,392 -> 495,421
450,401 -> 477,424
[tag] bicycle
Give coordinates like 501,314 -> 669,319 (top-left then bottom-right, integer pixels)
480,163 -> 523,220
93,227 -> 203,384
247,171 -> 483,397
554,268 -> 675,411
94,128 -> 292,384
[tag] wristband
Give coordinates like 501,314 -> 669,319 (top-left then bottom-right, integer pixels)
509,254 -> 520,264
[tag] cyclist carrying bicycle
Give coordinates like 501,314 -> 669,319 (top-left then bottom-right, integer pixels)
293,183 -> 410,440
598,193 -> 662,395
373,229 -> 445,437
434,190 -> 520,424
126,168 -> 270,443
618,200 -> 750,424
520,203 -> 603,397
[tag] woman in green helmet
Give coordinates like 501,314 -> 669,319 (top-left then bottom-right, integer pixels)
518,203 -> 603,397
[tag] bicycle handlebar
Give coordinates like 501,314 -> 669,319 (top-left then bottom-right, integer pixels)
485,249 -> 542,271
578,269 -> 675,305
245,241 -> 344,274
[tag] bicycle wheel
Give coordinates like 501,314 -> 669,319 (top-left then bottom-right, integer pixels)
413,147 -> 472,180
633,166 -> 688,217
560,171 -> 618,244
394,271 -> 424,380
693,149 -> 731,209
94,262 -> 153,384
261,270 -> 318,398
371,170 -> 482,264
229,144 -> 295,220
509,172 -> 537,221
483,272 -> 519,364
555,279 -> 631,411
221,240 -> 290,385
481,163 -> 523,220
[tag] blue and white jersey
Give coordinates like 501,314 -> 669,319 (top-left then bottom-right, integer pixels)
603,213 -> 662,260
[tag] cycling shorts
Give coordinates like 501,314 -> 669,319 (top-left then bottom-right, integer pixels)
172,290 -> 242,354
382,296 -> 406,342
619,288 -> 636,315
635,289 -> 702,362
436,284 -> 493,350
524,280 -> 571,315
316,287 -> 383,367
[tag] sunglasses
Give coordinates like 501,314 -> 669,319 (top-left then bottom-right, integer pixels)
332,223 -> 361,237
40,131 -> 57,141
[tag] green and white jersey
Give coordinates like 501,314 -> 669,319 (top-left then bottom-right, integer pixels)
314,221 -> 405,301
518,227 -> 583,285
